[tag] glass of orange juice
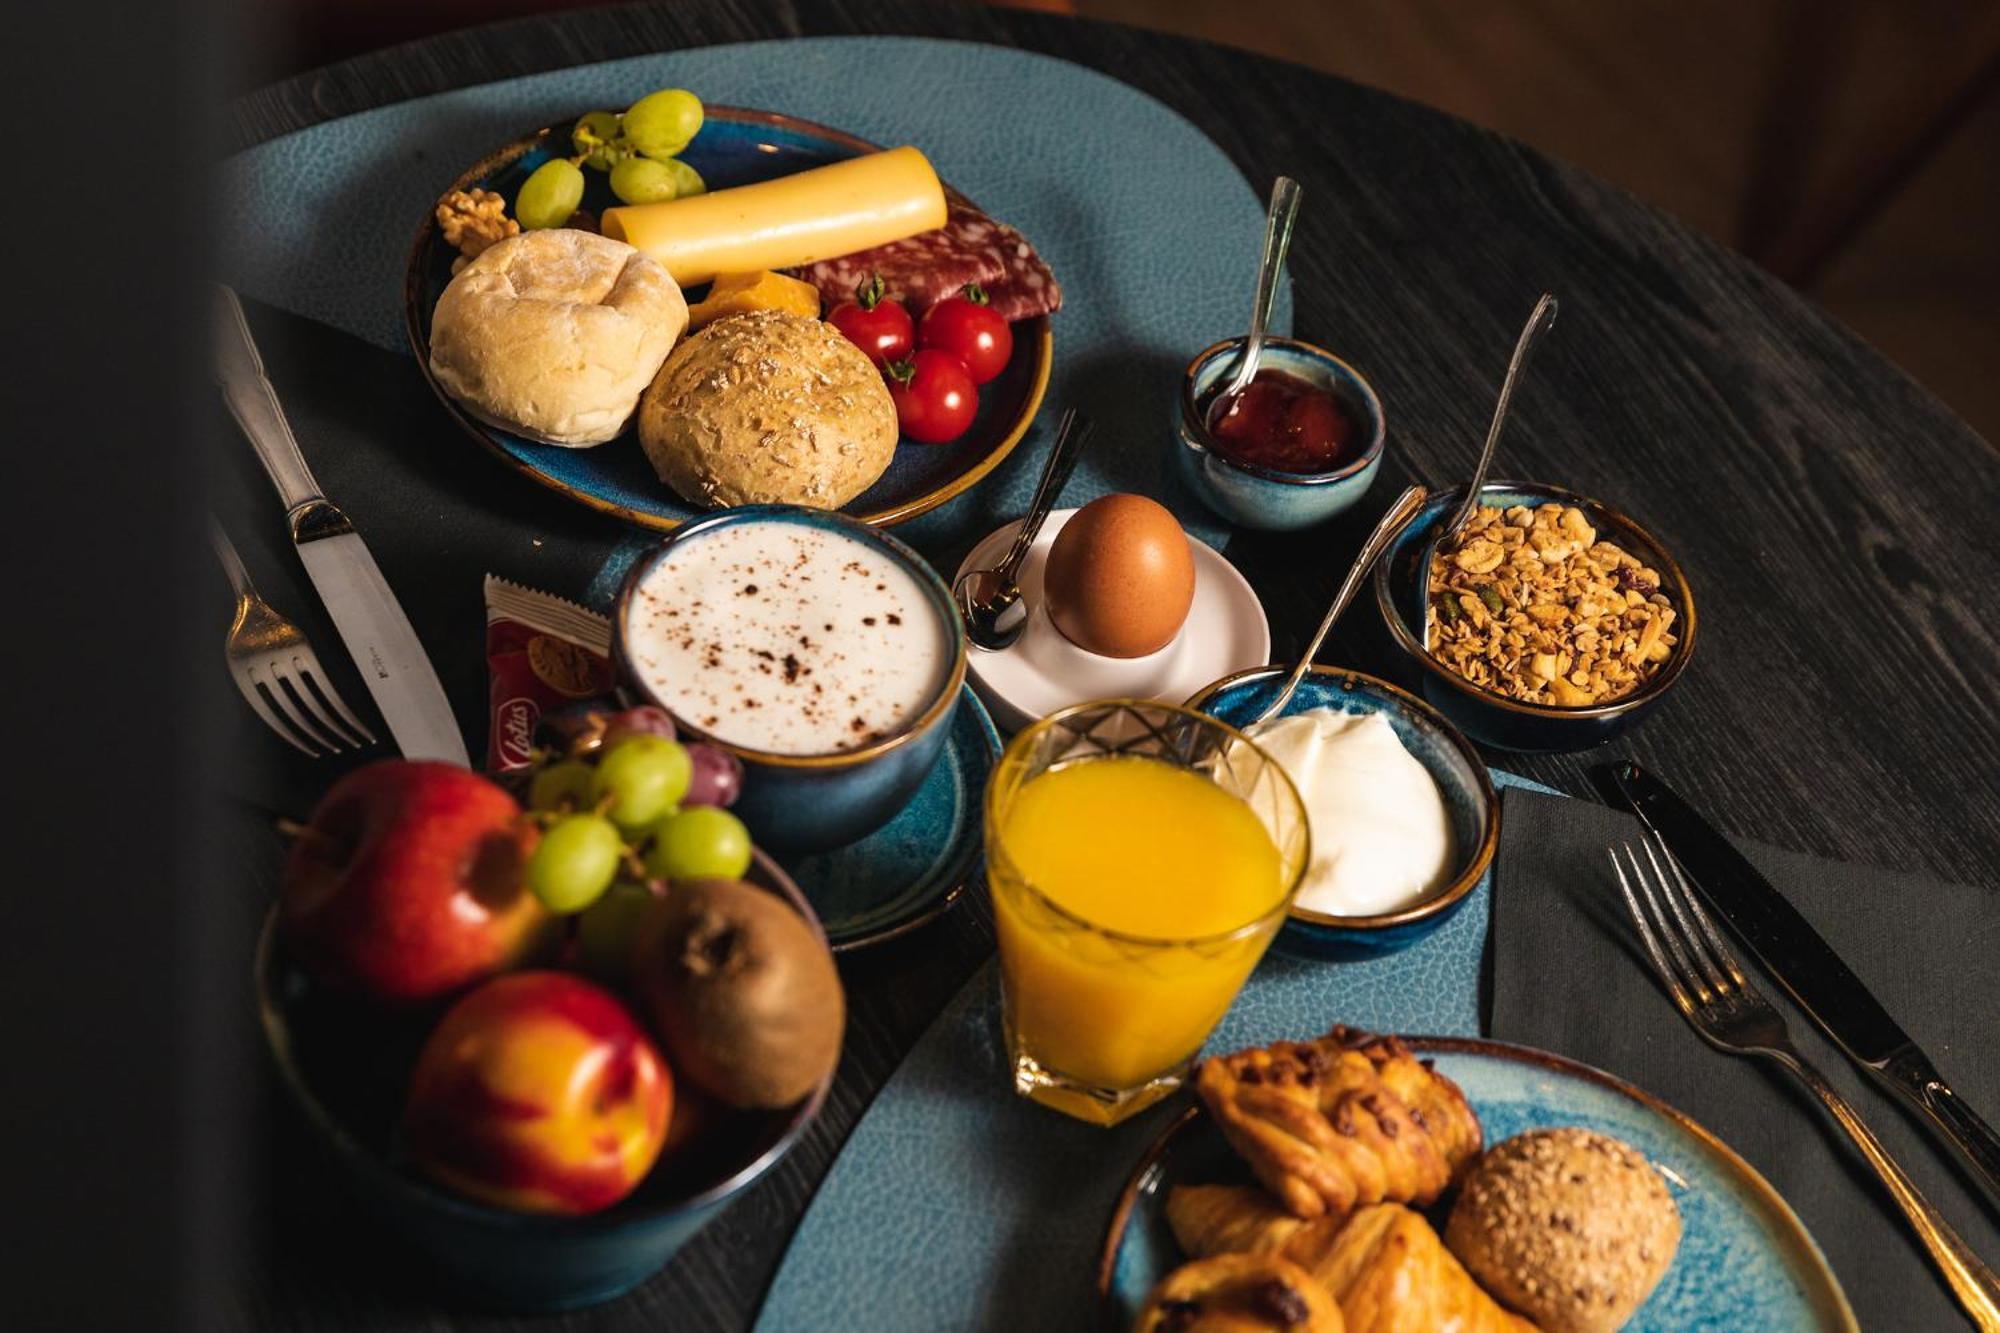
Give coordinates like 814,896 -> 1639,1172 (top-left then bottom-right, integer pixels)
984,700 -> 1309,1126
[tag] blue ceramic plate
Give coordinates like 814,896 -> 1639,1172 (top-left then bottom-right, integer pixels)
1098,1037 -> 1856,1331
403,107 -> 1054,533
781,685 -> 1001,952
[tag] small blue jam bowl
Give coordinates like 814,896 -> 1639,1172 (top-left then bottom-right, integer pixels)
254,848 -> 832,1312
614,505 -> 967,854
1175,336 -> 1385,530
1187,665 -> 1497,958
1371,481 -> 1696,754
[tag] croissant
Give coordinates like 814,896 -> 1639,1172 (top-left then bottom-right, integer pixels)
1195,1027 -> 1483,1219
1165,1187 -> 1533,1332
1168,1184 -> 1311,1258
1134,1252 -> 1346,1332
1300,1204 -> 1536,1333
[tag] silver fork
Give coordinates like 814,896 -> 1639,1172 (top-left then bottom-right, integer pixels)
212,519 -> 377,756
1612,835 -> 2000,1331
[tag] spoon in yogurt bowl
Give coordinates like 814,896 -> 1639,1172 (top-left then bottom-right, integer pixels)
1415,291 -> 1559,649
953,407 -> 1094,651
1242,482 -> 1429,731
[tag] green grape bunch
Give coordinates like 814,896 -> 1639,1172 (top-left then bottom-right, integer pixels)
512,87 -> 711,229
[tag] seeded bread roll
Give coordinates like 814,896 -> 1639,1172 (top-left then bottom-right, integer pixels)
636,309 -> 897,510
428,229 -> 688,446
1445,1127 -> 1681,1332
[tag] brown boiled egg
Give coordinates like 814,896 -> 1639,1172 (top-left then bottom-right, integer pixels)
1043,494 -> 1197,658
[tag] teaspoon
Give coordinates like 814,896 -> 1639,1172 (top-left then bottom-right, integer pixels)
1207,176 -> 1304,431
953,407 -> 1094,652
1416,292 -> 1559,648
1244,483 -> 1429,730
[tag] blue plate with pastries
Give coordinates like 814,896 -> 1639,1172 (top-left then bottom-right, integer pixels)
782,685 -> 1001,952
1098,1034 -> 1854,1332
403,106 -> 1052,534
1186,664 -> 1496,959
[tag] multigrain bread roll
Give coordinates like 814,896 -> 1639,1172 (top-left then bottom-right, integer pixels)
428,229 -> 688,446
636,309 -> 897,510
1445,1128 -> 1681,1331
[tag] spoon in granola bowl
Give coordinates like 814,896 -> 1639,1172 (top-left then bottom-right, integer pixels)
1416,292 -> 1558,650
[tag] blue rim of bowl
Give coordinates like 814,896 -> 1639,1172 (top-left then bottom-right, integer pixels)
252,844 -> 835,1238
1178,336 -> 1386,487
401,106 -> 1054,534
1371,480 -> 1698,721
1183,664 -> 1497,932
1094,1035 -> 1858,1333
612,505 -> 970,772
984,698 -> 1312,949
818,684 -> 1001,954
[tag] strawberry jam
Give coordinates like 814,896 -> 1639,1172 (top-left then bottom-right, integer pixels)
1200,369 -> 1357,474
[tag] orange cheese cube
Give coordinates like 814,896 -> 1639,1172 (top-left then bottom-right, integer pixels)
686,270 -> 823,330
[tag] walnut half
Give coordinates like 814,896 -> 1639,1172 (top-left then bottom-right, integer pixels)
436,188 -> 519,262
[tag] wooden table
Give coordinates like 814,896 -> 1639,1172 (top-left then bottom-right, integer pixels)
230,2 -> 2000,1327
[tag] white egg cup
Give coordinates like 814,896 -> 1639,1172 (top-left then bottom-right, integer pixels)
954,508 -> 1272,733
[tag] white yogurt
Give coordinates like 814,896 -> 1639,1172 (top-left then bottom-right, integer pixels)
625,521 -> 950,755
1249,709 -> 1455,916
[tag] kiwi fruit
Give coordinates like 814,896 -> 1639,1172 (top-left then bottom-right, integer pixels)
635,878 -> 844,1109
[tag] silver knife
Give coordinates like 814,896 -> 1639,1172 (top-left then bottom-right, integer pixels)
214,287 -> 469,765
1597,759 -> 2000,1215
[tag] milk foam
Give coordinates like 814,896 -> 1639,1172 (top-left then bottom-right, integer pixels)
626,521 -> 950,756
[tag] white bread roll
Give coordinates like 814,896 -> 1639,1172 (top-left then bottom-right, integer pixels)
428,229 -> 688,447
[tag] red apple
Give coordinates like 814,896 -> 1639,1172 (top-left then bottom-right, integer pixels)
280,759 -> 549,1002
402,971 -> 673,1214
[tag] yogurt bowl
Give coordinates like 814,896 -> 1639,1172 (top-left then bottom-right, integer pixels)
1188,665 -> 1497,957
614,506 -> 967,853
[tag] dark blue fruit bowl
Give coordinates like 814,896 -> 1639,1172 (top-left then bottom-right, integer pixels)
254,847 -> 832,1313
1371,481 -> 1696,753
1187,665 -> 1497,958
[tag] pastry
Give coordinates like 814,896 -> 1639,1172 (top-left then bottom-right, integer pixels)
428,229 -> 688,446
1445,1128 -> 1680,1332
636,309 -> 898,510
1306,1204 -> 1535,1333
1167,1185 -> 1309,1259
1164,1188 -> 1530,1333
1134,1252 -> 1345,1332
1195,1027 -> 1483,1219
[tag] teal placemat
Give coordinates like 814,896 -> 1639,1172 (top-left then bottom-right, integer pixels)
756,769 -> 1555,1332
219,36 -> 1290,595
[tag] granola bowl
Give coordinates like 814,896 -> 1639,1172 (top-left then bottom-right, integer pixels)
1371,482 -> 1696,753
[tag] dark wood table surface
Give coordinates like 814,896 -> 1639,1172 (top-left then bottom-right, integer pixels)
229,2 -> 2000,1328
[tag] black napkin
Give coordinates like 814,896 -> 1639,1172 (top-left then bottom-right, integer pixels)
1488,786 -> 2000,1329
209,299 -> 638,817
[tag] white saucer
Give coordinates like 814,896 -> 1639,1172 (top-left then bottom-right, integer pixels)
954,508 -> 1272,732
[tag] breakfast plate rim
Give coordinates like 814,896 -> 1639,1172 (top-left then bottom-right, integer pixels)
401,104 -> 1054,534
1093,1034 -> 1858,1332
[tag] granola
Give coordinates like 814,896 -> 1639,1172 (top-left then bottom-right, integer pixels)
1425,503 -> 1677,707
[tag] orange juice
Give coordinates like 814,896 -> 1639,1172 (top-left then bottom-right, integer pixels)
990,754 -> 1293,1121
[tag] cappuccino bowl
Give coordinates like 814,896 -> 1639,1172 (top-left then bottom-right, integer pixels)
614,506 -> 967,854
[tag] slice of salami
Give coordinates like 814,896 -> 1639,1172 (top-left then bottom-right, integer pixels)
947,210 -> 1063,322
791,201 -> 1006,313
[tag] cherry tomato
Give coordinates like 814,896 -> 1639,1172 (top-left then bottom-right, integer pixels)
826,273 -> 914,366
886,350 -> 978,444
917,284 -> 1014,385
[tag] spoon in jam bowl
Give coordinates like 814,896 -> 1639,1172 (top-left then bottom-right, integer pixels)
953,407 -> 1094,651
1416,291 -> 1559,650
1206,176 -> 1303,432
1244,482 -> 1429,730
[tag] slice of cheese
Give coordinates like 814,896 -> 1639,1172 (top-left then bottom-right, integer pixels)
687,270 -> 822,330
601,146 -> 947,287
